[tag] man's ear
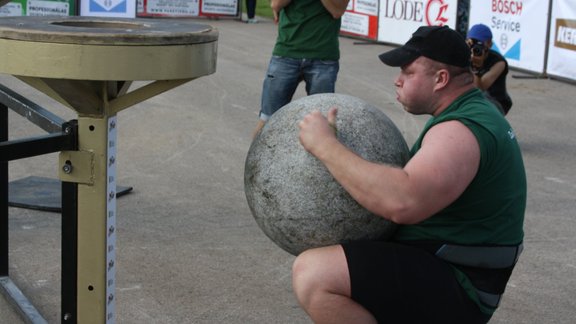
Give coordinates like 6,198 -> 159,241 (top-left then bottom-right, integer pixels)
434,69 -> 450,90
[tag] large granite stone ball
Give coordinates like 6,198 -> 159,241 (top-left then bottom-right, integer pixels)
244,93 -> 410,256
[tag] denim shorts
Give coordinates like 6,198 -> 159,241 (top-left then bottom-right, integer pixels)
259,56 -> 339,121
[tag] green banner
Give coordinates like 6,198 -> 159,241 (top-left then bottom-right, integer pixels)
0,0 -> 75,16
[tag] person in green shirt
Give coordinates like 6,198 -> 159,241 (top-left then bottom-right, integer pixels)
252,0 -> 350,137
292,26 -> 526,323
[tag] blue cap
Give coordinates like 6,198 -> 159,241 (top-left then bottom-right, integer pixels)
467,24 -> 492,42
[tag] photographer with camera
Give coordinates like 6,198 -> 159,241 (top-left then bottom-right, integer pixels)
467,24 -> 513,115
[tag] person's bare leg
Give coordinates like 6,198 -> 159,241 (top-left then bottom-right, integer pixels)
292,245 -> 377,324
252,119 -> 266,139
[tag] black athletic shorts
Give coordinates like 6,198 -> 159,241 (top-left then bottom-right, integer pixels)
342,241 -> 492,324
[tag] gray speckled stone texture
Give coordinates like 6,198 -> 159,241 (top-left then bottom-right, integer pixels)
244,93 -> 410,255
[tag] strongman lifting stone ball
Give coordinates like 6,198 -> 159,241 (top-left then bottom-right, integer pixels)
244,93 -> 410,255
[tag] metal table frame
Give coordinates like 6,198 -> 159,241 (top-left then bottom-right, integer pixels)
1,83 -> 77,323
0,16 -> 218,324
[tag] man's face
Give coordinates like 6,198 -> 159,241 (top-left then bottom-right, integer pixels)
393,57 -> 437,115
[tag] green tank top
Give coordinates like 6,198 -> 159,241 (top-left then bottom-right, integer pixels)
394,89 -> 526,314
272,0 -> 341,60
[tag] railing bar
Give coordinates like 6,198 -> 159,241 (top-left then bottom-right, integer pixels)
0,83 -> 65,134
0,277 -> 48,324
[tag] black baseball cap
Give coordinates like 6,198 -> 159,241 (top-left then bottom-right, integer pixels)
379,26 -> 470,68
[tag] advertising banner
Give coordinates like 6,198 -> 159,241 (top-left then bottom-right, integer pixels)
377,0 -> 459,45
137,0 -> 238,18
201,0 -> 236,15
137,0 -> 199,16
80,0 -> 136,17
341,0 -> 379,40
0,1 -> 23,15
469,0 -> 549,73
0,0 -> 74,16
546,0 -> 576,81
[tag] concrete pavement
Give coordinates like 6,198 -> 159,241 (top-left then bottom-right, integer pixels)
1,16 -> 575,323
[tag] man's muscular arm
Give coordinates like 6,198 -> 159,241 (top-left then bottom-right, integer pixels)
299,108 -> 480,225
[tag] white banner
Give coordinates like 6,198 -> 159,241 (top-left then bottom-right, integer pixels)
81,0 -> 136,17
377,0 -> 459,45
27,0 -> 69,16
201,0 -> 237,15
546,0 -> 576,81
342,11 -> 370,36
341,0 -> 379,40
137,0 -> 237,17
0,2 -> 22,16
145,0 -> 199,16
469,0 -> 549,73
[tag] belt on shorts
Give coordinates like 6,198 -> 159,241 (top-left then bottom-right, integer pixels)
434,243 -> 524,308
435,243 -> 523,269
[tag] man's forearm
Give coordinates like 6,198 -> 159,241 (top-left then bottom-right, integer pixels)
271,0 -> 292,12
320,0 -> 350,18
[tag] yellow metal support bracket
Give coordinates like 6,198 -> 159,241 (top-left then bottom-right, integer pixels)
59,150 -> 95,185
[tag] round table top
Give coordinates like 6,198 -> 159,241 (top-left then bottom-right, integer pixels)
0,16 -> 218,81
0,16 -> 218,45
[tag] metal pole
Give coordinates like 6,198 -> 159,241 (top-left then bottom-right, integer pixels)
73,114 -> 117,324
62,121 -> 79,323
0,102 -> 8,277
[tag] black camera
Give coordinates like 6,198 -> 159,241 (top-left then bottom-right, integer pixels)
471,41 -> 486,56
